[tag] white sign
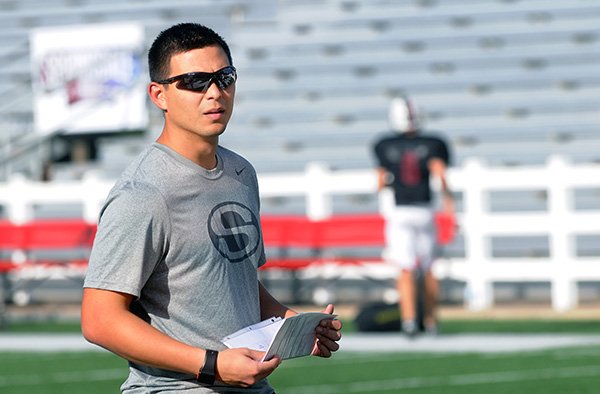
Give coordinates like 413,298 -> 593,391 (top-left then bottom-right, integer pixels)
30,23 -> 148,135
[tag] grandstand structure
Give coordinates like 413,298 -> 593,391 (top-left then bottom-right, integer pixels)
0,0 -> 598,179
227,0 -> 600,174
0,0 -> 600,311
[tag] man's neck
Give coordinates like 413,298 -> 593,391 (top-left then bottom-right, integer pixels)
156,131 -> 218,170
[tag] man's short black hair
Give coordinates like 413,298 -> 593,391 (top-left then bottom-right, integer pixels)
148,23 -> 233,82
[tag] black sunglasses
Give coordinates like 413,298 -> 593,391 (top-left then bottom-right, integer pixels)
156,66 -> 237,92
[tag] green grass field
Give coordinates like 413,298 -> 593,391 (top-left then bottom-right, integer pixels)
1,319 -> 600,393
1,346 -> 600,393
271,347 -> 600,394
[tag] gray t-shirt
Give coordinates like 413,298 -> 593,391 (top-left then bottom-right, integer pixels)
84,143 -> 273,393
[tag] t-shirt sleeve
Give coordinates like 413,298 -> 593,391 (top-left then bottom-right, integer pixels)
250,167 -> 268,269
83,181 -> 170,297
432,137 -> 450,165
373,139 -> 386,168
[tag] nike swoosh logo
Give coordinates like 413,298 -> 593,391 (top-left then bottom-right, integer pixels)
235,167 -> 246,176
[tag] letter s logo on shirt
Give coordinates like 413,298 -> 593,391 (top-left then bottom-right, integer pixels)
207,201 -> 261,263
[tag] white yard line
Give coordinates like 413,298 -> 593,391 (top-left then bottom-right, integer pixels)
340,333 -> 600,353
3,332 -> 600,353
0,333 -> 102,352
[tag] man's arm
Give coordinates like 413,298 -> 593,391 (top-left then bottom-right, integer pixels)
376,167 -> 391,191
258,281 -> 297,320
81,288 -> 281,387
428,158 -> 454,213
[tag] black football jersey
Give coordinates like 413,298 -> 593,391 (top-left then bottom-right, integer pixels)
373,132 -> 450,205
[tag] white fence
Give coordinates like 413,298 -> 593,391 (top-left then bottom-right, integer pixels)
1,156 -> 600,311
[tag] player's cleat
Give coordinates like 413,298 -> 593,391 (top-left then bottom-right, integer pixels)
425,323 -> 439,337
402,320 -> 418,338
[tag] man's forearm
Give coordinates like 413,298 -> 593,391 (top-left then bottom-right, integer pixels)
258,281 -> 296,320
81,288 -> 203,375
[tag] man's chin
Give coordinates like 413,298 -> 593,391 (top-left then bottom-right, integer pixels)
200,125 -> 227,138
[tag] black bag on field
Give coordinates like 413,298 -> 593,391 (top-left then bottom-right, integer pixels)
354,301 -> 401,332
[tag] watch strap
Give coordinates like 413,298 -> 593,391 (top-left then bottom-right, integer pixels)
196,349 -> 218,385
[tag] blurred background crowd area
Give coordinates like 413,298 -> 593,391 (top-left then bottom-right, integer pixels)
1,0 -> 600,317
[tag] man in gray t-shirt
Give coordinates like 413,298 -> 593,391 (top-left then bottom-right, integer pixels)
81,23 -> 342,393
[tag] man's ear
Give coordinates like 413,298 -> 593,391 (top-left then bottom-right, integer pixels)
148,82 -> 168,111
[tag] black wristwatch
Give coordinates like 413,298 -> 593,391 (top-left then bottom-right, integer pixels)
196,349 -> 218,386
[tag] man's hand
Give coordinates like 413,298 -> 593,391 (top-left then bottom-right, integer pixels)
312,304 -> 343,358
215,348 -> 281,387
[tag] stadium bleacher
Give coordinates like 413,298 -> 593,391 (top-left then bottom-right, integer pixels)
0,0 -> 598,178
225,0 -> 600,172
